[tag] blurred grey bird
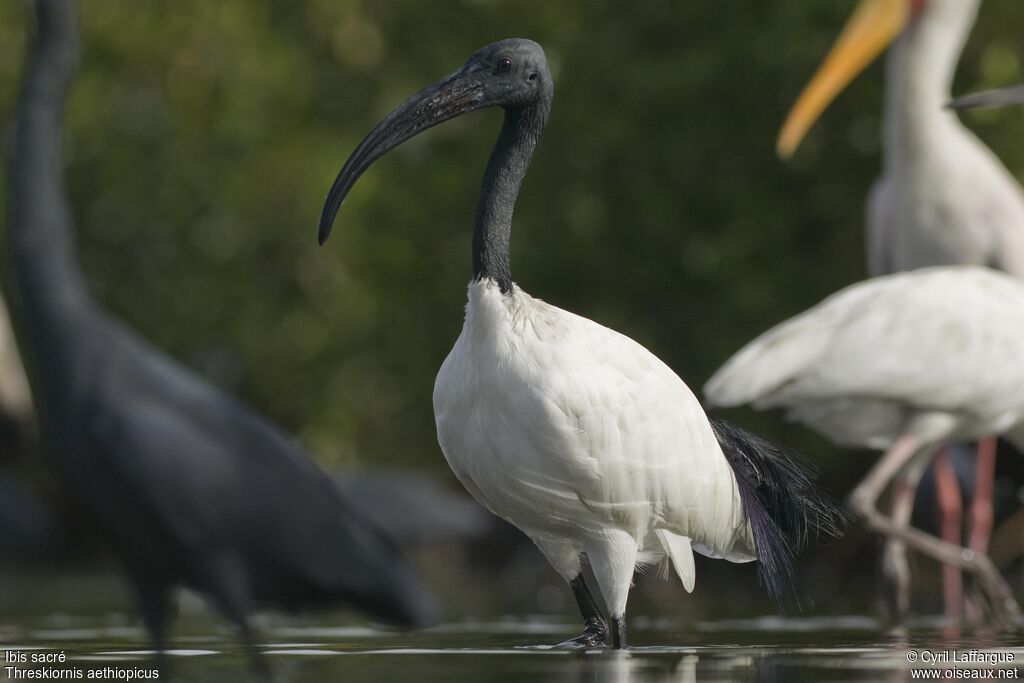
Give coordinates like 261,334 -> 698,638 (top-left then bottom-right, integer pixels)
8,1 -> 437,676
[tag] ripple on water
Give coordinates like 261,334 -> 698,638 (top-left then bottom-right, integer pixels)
427,618 -> 571,635
8,614 -> 1024,682
695,615 -> 881,632
91,649 -> 219,657
267,626 -> 390,639
346,647 -> 573,655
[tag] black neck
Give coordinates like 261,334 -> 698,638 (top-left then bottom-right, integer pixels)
9,0 -> 89,327
472,100 -> 548,294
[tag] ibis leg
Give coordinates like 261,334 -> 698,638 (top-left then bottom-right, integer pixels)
965,437 -> 997,623
881,454 -> 927,623
238,621 -> 271,683
848,435 -> 1021,626
555,575 -> 608,648
584,531 -> 637,650
968,438 -> 997,554
933,448 -> 964,622
203,555 -> 271,680
132,577 -> 171,676
611,615 -> 627,649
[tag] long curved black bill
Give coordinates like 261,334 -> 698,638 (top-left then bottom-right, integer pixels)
318,66 -> 487,245
949,84 -> 1024,111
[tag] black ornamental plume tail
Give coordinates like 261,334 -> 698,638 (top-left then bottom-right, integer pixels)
711,419 -> 847,611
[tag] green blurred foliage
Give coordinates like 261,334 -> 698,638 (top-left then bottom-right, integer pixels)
0,0 -> 1022,488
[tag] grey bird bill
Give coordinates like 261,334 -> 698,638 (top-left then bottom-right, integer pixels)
318,67 -> 487,245
949,84 -> 1024,110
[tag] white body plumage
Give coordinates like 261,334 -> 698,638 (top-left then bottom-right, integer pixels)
435,279 -> 754,617
705,266 -> 1024,451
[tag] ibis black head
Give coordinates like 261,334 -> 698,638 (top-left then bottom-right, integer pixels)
318,38 -> 552,245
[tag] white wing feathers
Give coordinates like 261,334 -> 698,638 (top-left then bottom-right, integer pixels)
705,273 -> 894,409
706,266 -> 1024,440
656,529 -> 696,592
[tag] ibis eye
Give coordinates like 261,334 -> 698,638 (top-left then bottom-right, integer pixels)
495,57 -> 513,74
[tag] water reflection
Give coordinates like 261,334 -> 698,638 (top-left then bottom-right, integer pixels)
3,617 -> 1024,682
548,651 -> 706,683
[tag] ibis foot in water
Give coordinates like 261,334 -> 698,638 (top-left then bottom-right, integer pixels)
555,619 -> 608,649
239,625 -> 272,683
881,538 -> 912,624
556,575 -> 608,648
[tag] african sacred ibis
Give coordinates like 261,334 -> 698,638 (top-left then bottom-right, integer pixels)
318,38 -> 844,648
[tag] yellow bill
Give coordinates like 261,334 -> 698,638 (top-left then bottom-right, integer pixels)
777,0 -> 909,158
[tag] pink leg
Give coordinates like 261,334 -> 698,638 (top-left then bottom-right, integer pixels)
965,437 -> 997,623
968,437 -> 997,554
933,448 -> 964,622
849,434 -> 1021,626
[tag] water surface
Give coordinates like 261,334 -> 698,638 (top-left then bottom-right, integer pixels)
4,611 -> 1022,682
